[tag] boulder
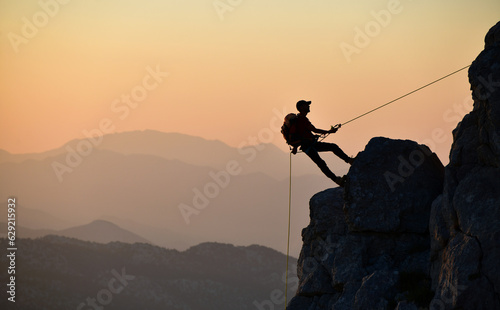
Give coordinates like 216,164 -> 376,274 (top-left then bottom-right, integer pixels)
345,137 -> 444,234
288,137 -> 444,310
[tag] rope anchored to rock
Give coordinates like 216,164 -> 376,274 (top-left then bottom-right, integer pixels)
284,64 -> 471,309
341,64 -> 471,126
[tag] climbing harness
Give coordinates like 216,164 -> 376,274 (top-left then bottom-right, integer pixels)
293,124 -> 339,154
283,64 -> 471,309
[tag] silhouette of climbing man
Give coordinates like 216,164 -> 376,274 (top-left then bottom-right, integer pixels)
293,100 -> 354,187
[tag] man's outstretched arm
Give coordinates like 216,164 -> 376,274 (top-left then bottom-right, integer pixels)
310,124 -> 339,135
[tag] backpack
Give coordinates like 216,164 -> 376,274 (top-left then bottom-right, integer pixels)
281,113 -> 301,147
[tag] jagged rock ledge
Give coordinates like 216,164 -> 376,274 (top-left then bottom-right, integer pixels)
288,137 -> 444,310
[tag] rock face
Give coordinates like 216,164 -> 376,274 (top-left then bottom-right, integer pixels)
429,21 -> 500,309
287,21 -> 500,310
345,138 -> 444,234
288,137 -> 444,310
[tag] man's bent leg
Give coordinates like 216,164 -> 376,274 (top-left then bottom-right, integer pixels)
315,142 -> 350,163
304,147 -> 338,180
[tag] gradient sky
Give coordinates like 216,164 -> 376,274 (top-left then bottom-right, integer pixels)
1,0 -> 499,163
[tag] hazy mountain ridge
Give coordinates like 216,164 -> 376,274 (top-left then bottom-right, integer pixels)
0,219 -> 151,244
0,130 -> 329,179
0,236 -> 297,310
10,204 -> 72,230
0,133 -> 340,255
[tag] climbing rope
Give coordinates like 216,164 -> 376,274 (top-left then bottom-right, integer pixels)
283,64 -> 471,309
341,65 -> 471,126
293,65 -> 471,154
284,151 -> 292,309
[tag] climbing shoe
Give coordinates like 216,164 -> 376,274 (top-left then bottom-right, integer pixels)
334,175 -> 346,187
348,156 -> 356,165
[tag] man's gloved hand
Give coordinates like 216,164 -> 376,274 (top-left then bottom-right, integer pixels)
329,124 -> 341,133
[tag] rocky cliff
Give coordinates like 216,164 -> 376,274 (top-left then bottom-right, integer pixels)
430,21 -> 500,309
288,21 -> 500,310
288,138 -> 444,310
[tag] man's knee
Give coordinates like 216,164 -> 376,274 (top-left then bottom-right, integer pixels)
329,143 -> 342,152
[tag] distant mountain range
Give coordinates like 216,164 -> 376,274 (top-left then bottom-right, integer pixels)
0,130 -> 338,178
0,219 -> 151,244
0,130 -> 349,256
0,236 -> 298,310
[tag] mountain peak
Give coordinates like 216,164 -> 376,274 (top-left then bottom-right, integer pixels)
59,220 -> 151,245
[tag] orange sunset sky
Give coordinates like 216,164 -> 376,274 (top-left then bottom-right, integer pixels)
1,0 -> 499,163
